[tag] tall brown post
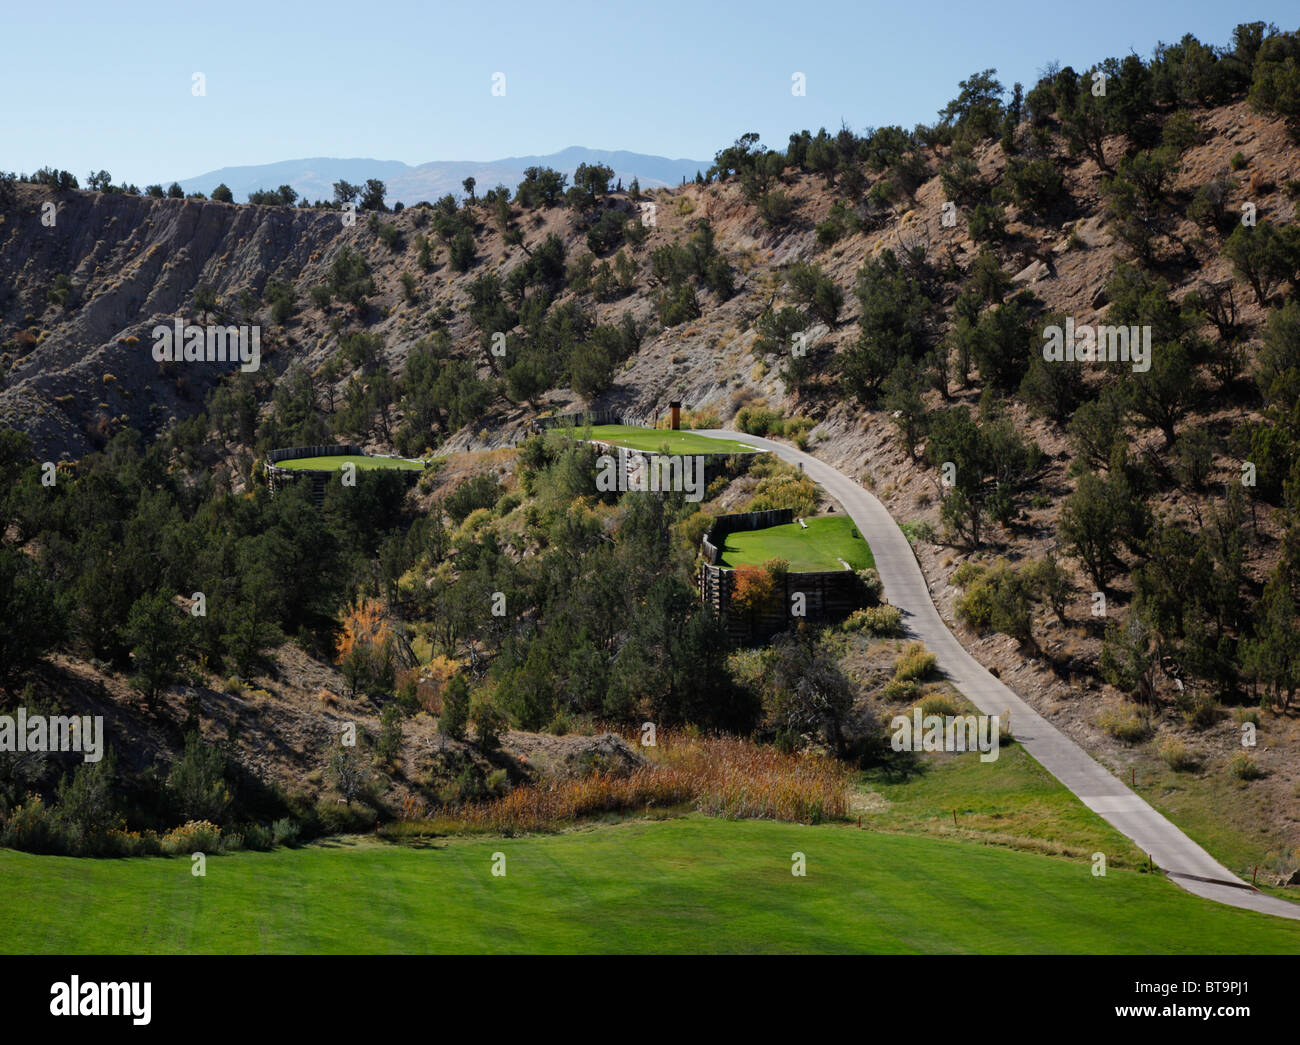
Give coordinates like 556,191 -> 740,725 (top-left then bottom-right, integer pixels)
669,400 -> 681,430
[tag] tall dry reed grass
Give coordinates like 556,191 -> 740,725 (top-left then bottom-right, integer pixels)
384,732 -> 850,839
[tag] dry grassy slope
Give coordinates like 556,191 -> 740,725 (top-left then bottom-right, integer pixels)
32,644 -> 640,817
728,103 -> 1299,865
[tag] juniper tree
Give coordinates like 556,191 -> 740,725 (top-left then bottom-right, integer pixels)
1242,567 -> 1300,710
124,591 -> 187,709
167,732 -> 232,823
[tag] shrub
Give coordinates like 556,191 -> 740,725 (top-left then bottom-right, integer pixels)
1228,751 -> 1263,780
585,211 -> 625,254
328,744 -> 372,805
471,695 -> 506,749
918,692 -> 960,717
883,678 -> 924,702
271,817 -> 301,846
940,156 -> 988,204
657,284 -> 700,326
856,568 -> 883,605
867,179 -> 897,211
0,795 -> 60,853
1158,738 -> 1197,771
1177,689 -> 1219,730
167,732 -> 232,823
968,202 -> 1006,243
899,520 -> 937,546
786,261 -> 844,326
1229,151 -> 1247,171
759,189 -> 797,227
1187,176 -> 1236,233
1005,156 -> 1066,210
443,472 -> 502,522
423,733 -> 849,831
314,798 -> 379,835
735,405 -> 784,435
843,604 -> 903,637
103,828 -> 162,857
440,675 -> 470,740
894,642 -> 937,682
376,704 -> 404,763
784,417 -> 816,444
816,216 -> 846,247
160,819 -> 223,855
1161,110 -> 1201,152
743,465 -> 819,517
448,231 -> 476,272
954,559 -> 1033,645
1096,705 -> 1152,744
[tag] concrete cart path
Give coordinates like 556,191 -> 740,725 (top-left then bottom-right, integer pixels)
697,429 -> 1300,921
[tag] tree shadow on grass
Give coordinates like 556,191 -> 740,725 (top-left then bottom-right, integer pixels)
861,746 -> 927,784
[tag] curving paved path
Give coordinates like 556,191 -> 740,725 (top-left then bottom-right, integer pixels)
698,429 -> 1300,921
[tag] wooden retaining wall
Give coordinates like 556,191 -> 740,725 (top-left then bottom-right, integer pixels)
265,445 -> 422,506
267,444 -> 363,464
700,510 -> 863,642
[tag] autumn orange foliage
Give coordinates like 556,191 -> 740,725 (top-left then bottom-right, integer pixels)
397,654 -> 458,714
730,565 -> 777,614
335,598 -> 393,662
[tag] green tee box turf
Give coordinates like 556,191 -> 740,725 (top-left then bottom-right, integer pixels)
720,515 -> 874,572
275,455 -> 425,472
582,424 -> 761,455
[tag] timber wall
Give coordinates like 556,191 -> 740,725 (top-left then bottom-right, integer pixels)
700,510 -> 863,642
265,445 -> 423,505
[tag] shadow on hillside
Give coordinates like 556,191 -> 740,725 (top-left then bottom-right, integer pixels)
864,746 -> 926,783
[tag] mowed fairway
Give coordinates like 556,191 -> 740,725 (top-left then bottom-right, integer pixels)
4,817 -> 1298,954
585,425 -> 761,455
276,455 -> 425,471
721,515 -> 874,571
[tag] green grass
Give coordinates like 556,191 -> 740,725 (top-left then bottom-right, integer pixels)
721,515 -> 874,572
1127,745 -> 1300,900
583,424 -> 761,455
4,817 -> 1297,953
860,741 -> 1149,868
275,454 -> 425,472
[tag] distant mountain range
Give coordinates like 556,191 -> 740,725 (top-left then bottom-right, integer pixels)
175,147 -> 712,206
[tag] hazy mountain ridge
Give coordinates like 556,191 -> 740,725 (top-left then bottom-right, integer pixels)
177,147 -> 710,206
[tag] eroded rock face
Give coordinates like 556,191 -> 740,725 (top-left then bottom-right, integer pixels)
0,187 -> 346,458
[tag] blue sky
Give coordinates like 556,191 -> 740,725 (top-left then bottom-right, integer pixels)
2,1 -> 1295,187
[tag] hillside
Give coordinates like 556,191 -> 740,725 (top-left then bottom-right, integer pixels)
2,22 -> 1300,895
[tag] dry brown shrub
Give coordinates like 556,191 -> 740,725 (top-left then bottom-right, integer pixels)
431,732 -> 850,835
